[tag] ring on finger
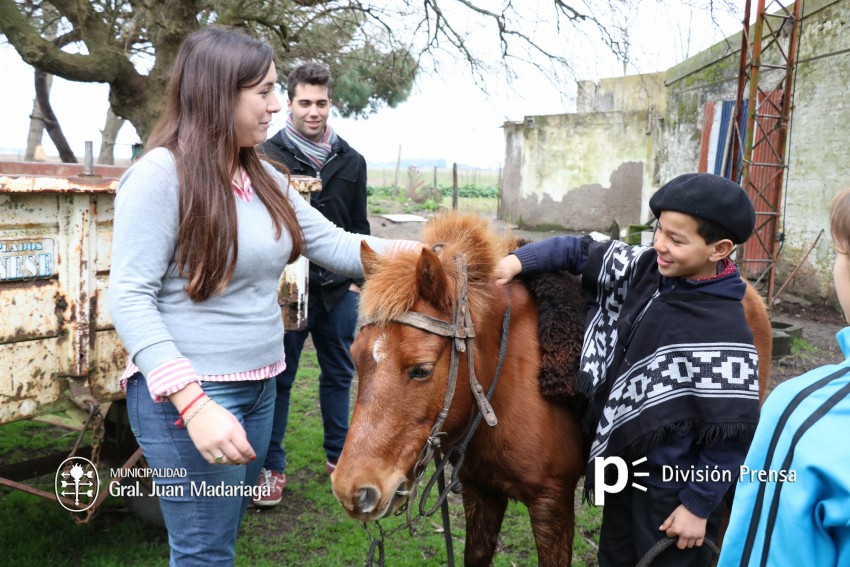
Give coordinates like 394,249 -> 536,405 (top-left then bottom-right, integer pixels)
214,454 -> 225,464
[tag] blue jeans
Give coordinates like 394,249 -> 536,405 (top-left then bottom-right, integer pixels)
127,373 -> 275,567
264,290 -> 358,473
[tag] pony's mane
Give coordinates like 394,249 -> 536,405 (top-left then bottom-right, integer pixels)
360,212 -> 515,324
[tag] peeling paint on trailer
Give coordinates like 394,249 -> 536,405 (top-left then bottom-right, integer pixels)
279,176 -> 322,331
0,172 -> 119,425
0,175 -> 118,194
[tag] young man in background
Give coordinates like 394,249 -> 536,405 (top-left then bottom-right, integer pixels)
255,62 -> 369,507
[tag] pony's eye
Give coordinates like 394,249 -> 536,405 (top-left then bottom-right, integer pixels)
407,364 -> 434,381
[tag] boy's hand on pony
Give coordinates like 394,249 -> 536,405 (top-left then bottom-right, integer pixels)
494,254 -> 522,286
659,504 -> 708,549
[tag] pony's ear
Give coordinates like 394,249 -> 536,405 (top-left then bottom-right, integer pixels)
416,247 -> 451,309
361,241 -> 380,279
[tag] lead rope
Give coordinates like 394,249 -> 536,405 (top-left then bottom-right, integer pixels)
634,537 -> 720,567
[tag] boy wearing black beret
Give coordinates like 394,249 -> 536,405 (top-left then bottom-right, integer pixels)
495,173 -> 761,567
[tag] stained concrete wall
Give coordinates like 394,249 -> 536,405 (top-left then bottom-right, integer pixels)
500,73 -> 665,231
577,73 -> 667,114
661,0 -> 849,300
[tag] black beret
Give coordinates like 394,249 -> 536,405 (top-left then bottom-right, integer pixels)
649,173 -> 755,244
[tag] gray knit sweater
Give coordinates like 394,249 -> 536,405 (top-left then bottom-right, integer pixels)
108,147 -> 389,378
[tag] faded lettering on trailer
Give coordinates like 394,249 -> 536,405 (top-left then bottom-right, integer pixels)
0,239 -> 55,281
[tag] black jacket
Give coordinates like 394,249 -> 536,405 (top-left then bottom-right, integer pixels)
261,130 -> 370,311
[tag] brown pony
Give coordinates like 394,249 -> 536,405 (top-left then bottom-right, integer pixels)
743,281 -> 772,403
331,212 -> 772,566
333,213 -> 586,565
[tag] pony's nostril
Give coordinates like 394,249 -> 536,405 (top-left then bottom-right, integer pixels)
356,486 -> 379,513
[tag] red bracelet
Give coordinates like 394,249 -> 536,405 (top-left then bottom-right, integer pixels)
174,392 -> 207,428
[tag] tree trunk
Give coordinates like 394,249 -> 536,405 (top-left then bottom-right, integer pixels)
34,70 -> 77,163
98,107 -> 125,165
25,72 -> 53,161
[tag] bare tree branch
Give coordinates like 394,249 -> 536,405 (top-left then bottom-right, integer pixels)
34,69 -> 77,162
1,0 -> 738,145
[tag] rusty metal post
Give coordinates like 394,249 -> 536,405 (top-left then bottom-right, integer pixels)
730,0 -> 753,183
84,142 -> 94,176
741,0 -> 766,188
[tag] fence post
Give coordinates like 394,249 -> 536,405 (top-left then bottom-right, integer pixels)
497,166 -> 502,218
452,162 -> 458,210
392,146 -> 402,196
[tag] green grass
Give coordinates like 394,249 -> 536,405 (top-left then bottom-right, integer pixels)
791,336 -> 817,356
439,195 -> 499,215
0,485 -> 167,566
0,349 -> 602,565
365,177 -> 501,218
368,193 -> 499,218
0,419 -> 80,455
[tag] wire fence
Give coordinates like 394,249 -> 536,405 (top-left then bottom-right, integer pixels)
367,166 -> 500,191
366,165 -> 501,216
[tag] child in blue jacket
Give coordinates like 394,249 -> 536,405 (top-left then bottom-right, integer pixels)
718,187 -> 850,567
496,173 -> 761,567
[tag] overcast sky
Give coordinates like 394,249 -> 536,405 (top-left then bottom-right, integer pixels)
0,2 -> 745,168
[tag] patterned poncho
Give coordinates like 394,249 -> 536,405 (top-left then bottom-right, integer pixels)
578,240 -> 760,474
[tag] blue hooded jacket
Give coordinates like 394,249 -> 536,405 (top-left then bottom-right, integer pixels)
718,327 -> 850,567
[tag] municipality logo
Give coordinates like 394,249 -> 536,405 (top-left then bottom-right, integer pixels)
55,457 -> 99,512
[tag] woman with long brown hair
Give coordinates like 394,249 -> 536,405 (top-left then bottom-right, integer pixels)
108,26 -> 412,566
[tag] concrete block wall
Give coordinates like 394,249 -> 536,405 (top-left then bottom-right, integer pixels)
500,73 -> 665,232
500,111 -> 649,231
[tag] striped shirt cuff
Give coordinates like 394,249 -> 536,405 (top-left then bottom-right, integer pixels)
146,357 -> 200,402
384,239 -> 423,257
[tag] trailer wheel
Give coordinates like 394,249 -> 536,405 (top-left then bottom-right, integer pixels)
102,401 -> 165,527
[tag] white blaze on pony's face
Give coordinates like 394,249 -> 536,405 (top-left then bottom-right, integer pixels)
372,334 -> 387,364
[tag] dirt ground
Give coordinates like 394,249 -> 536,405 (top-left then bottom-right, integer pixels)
368,211 -> 848,395
768,300 -> 845,388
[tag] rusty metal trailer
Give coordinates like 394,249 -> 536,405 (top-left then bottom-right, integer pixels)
0,164 -> 135,522
0,162 -> 318,523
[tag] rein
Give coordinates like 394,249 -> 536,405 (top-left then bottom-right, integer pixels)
635,537 -> 721,567
359,250 -> 512,566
